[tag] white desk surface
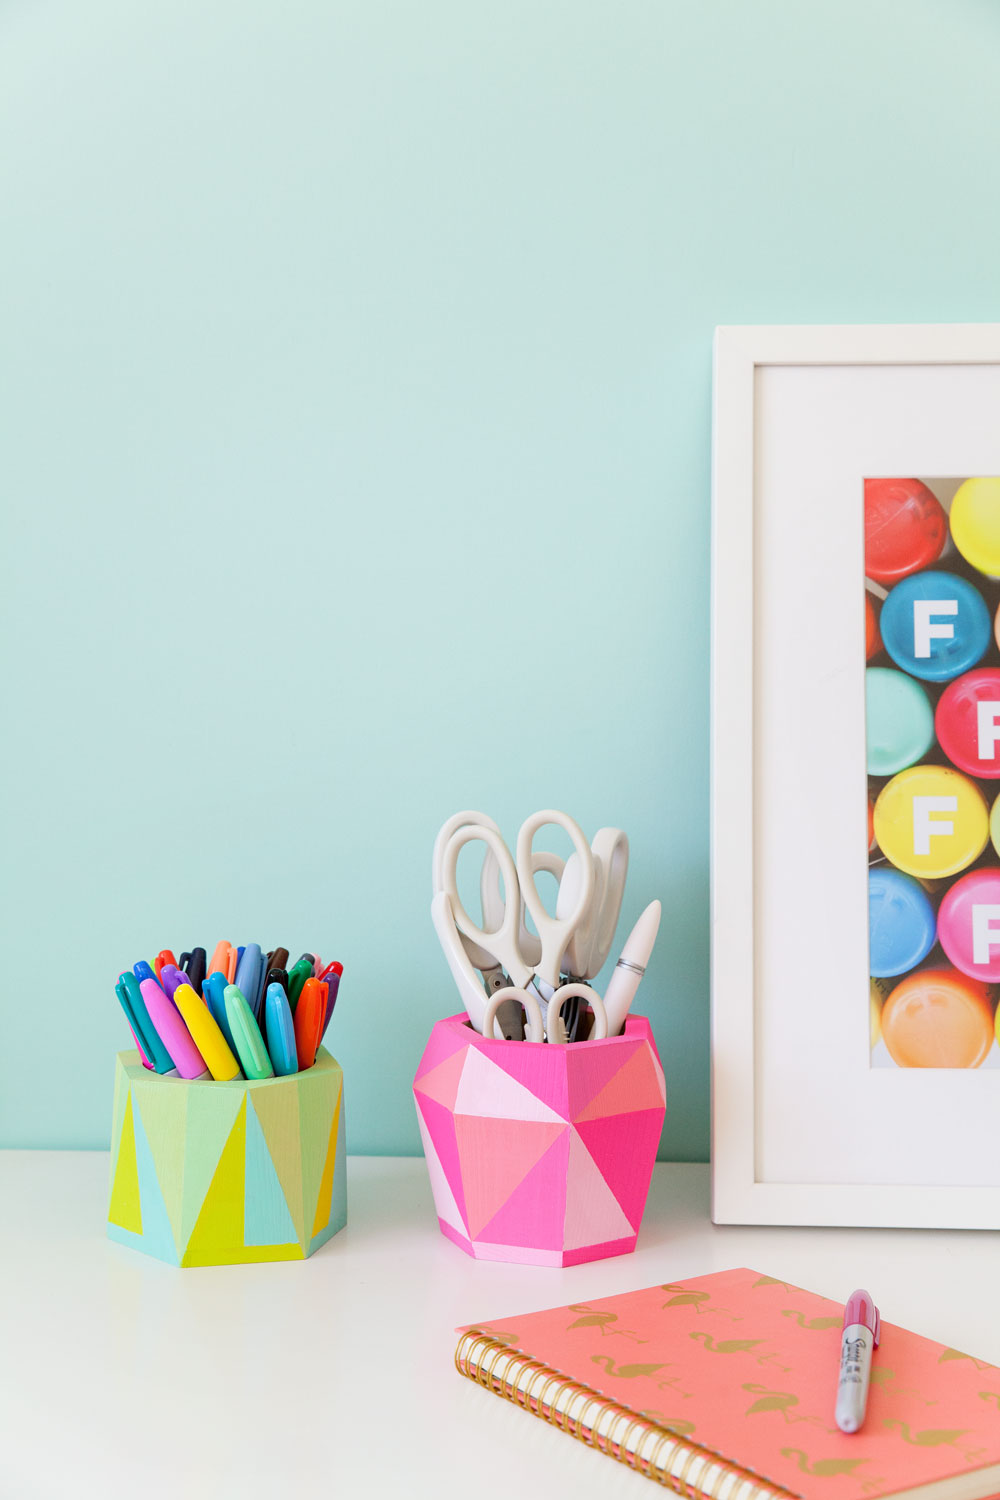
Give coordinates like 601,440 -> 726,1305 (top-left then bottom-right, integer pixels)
2,1155 -> 998,1500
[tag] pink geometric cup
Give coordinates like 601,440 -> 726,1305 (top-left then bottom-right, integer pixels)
413,1013 -> 665,1267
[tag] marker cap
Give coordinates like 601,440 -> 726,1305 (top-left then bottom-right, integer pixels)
880,570 -> 991,682
935,669 -> 1000,780
880,965 -> 996,1068
949,476 -> 1000,578
865,594 -> 882,661
868,867 -> 936,978
865,667 -> 934,777
873,764 -> 989,878
843,1290 -> 880,1345
938,868 -> 1000,981
864,478 -> 947,585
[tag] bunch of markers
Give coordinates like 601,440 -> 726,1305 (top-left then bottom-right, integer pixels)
114,942 -> 343,1083
866,476 -> 1000,1068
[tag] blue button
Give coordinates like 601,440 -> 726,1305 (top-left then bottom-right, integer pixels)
880,570 -> 991,682
868,866 -> 937,978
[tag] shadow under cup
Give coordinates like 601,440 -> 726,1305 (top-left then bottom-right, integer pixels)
413,1013 -> 666,1267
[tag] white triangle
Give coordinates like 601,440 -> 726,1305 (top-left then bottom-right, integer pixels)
563,1127 -> 635,1250
416,1108 -> 467,1235
453,1046 -> 564,1124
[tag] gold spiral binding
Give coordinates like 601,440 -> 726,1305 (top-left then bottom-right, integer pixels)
455,1331 -> 801,1498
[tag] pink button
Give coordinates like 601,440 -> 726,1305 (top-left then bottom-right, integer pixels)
935,669 -> 1000,780
938,867 -> 1000,981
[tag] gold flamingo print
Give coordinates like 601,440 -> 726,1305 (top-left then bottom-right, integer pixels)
691,1332 -> 789,1372
567,1305 -> 645,1342
978,1391 -> 1000,1409
753,1277 -> 797,1292
591,1355 -> 666,1380
484,1330 -> 519,1347
780,1448 -> 867,1477
882,1421 -> 968,1448
639,1412 -> 697,1436
870,1369 -> 930,1403
781,1310 -> 841,1331
742,1385 -> 834,1429
660,1284 -> 737,1319
939,1350 -> 994,1371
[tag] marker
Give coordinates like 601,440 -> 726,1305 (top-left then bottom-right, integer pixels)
864,667 -> 934,777
182,947 -> 207,997
173,983 -> 241,1081
224,985 -> 274,1080
202,971 -> 239,1052
234,944 -> 263,1025
133,960 -> 160,988
865,593 -> 882,661
835,1289 -> 880,1434
295,953 -> 318,972
264,965 -> 288,999
879,570 -> 991,682
154,949 -> 177,978
873,764 -> 989,878
319,962 -> 343,1037
867,868 -> 936,979
293,978 -> 327,1069
139,977 -> 210,1079
264,982 -> 298,1076
269,947 -> 290,973
880,965 -> 995,1068
602,900 -> 662,1037
287,957 -> 314,1013
116,971 -> 178,1075
114,979 -> 154,1068
937,869 -> 1000,982
948,476 -> 1000,577
226,945 -> 237,982
207,940 -> 234,980
864,477 -> 947,585
159,964 -> 191,1001
935,668 -> 1000,780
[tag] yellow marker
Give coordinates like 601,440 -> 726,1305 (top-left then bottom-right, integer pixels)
873,764 -> 989,878
949,476 -> 1000,577
173,984 -> 241,1081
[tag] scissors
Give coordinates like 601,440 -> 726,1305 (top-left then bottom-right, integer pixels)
441,809 -> 601,1036
557,827 -> 629,980
481,983 -> 609,1045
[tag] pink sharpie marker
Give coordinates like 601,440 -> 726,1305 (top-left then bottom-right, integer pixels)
835,1289 -> 881,1434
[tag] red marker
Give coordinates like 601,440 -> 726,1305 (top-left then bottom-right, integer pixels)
864,477 -> 947,585
935,668 -> 1000,780
865,593 -> 882,661
293,978 -> 328,1069
154,948 -> 177,978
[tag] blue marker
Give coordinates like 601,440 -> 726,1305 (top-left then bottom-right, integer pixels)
234,943 -> 264,1024
880,570 -> 991,683
202,971 -> 239,1053
868,867 -> 937,979
115,971 -> 177,1075
133,959 -> 160,988
265,982 -> 298,1076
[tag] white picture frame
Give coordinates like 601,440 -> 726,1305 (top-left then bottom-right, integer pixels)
711,323 -> 1000,1228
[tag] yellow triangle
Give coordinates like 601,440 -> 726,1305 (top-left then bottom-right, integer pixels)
108,1093 -> 143,1234
311,1088 -> 342,1237
181,1096 -> 247,1266
250,1082 -> 304,1244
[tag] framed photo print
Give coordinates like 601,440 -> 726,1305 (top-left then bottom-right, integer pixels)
711,323 -> 1000,1228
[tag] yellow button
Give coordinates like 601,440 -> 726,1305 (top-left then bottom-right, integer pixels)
873,764 -> 989,877
949,476 -> 1000,577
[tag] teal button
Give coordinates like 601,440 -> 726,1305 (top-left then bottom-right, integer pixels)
865,667 -> 935,776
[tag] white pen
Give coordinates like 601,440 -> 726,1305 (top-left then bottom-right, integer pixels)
835,1289 -> 880,1434
601,899 -> 661,1036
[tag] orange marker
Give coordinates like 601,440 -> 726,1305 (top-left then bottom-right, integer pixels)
154,948 -> 177,978
293,978 -> 328,1070
225,945 -> 237,982
880,966 -> 996,1068
207,940 -> 233,979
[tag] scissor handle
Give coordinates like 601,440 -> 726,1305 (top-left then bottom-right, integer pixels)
441,825 -> 533,989
546,983 -> 608,1045
481,848 -> 565,969
516,810 -> 595,995
432,811 -> 501,974
559,828 -> 629,979
482,987 -> 545,1043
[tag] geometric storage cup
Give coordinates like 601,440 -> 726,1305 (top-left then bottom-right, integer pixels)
413,1014 -> 665,1267
108,1047 -> 346,1267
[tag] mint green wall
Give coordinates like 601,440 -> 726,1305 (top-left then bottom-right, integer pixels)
2,0 -> 998,1152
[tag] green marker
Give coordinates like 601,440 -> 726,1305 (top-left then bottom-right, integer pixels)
865,666 -> 935,777
286,957 -> 314,1014
224,985 -> 274,1080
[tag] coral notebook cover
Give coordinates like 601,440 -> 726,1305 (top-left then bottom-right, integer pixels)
455,1267 -> 1000,1499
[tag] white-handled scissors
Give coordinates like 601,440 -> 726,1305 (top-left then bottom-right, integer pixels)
557,827 -> 629,980
441,809 -> 596,1005
482,984 -> 608,1045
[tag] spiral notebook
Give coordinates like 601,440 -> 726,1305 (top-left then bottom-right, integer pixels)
455,1267 -> 1000,1499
